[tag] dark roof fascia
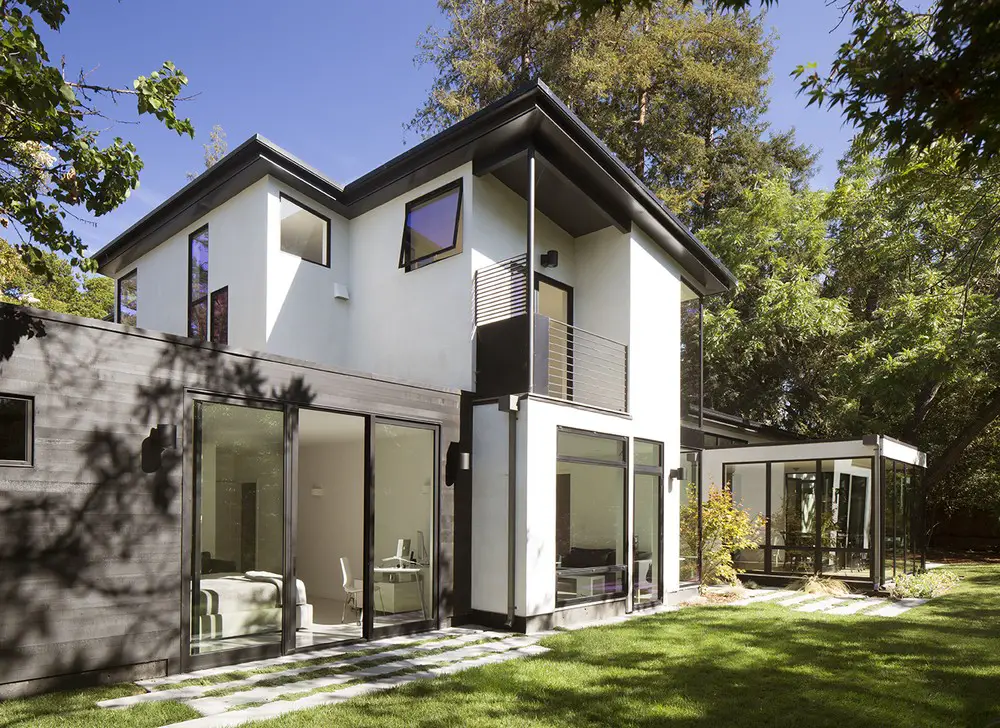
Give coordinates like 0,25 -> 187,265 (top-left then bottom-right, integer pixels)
93,135 -> 348,273
683,405 -> 802,440
94,80 -> 736,294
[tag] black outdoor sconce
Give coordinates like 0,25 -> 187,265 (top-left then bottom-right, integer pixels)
141,424 -> 178,473
445,441 -> 471,486
667,467 -> 685,491
540,250 -> 559,268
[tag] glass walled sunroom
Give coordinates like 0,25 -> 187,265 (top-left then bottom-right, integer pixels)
698,437 -> 927,590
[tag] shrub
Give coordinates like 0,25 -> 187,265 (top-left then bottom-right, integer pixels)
889,570 -> 961,599
680,484 -> 767,585
792,575 -> 852,596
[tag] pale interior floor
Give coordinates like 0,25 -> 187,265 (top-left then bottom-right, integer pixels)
192,595 -> 425,655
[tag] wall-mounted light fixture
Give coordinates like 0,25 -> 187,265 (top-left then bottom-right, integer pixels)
540,250 -> 559,269
142,424 -> 178,473
445,441 -> 471,487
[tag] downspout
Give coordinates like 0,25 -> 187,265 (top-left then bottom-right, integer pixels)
526,148 -> 536,395
698,297 -> 704,430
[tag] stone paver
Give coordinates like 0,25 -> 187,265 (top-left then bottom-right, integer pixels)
99,631 -> 506,710
729,589 -> 795,606
796,597 -> 848,613
825,598 -> 885,615
166,643 -> 548,728
869,598 -> 928,617
776,593 -> 825,607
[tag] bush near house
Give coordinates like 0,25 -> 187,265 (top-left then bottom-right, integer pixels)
681,484 -> 766,585
889,570 -> 961,599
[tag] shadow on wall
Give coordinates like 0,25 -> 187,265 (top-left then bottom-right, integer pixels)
0,305 -> 315,688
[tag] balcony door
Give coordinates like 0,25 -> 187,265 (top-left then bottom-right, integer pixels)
535,275 -> 573,400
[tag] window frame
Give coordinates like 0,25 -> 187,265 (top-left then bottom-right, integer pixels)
187,225 -> 209,341
210,286 -> 229,346
0,394 -> 34,467
398,179 -> 463,272
555,426 -> 629,609
116,269 -> 138,326
279,193 -> 331,268
633,438 -> 664,610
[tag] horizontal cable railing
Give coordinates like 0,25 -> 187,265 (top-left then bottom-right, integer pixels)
542,318 -> 628,413
473,254 -> 527,327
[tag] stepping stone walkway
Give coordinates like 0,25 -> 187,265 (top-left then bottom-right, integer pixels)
100,628 -> 548,727
729,589 -> 928,618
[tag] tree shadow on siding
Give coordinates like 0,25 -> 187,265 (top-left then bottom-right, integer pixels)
0,306 -> 314,692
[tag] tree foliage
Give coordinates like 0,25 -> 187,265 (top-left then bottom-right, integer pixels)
555,0 -> 1000,172
1,0 -> 193,275
0,237 -> 112,318
412,0 -> 814,229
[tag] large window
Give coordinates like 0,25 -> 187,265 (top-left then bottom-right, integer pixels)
116,269 -> 137,326
280,194 -> 329,266
192,402 -> 285,655
725,463 -> 767,571
188,226 -> 209,341
633,440 -> 663,606
0,395 -> 32,466
373,422 -> 436,628
399,180 -> 462,272
883,459 -> 924,581
555,429 -> 627,607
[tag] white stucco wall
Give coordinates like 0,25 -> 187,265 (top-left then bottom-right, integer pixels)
120,178 -> 270,346
471,403 -> 511,614
347,164 -> 476,389
265,179 -> 351,367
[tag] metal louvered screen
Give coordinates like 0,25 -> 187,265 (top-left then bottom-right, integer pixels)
474,254 -> 528,327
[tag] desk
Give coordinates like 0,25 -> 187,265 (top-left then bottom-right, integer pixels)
373,567 -> 427,618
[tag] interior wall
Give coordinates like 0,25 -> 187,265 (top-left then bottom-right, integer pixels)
560,461 -> 624,554
297,435 -> 364,602
471,404 -> 509,614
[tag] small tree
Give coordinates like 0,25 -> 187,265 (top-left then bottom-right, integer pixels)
680,484 -> 766,585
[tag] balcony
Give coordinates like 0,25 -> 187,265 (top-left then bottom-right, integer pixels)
474,255 -> 629,413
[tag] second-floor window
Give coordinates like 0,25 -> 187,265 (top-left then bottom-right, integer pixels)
399,179 -> 463,272
280,194 -> 329,266
210,286 -> 229,345
189,226 -> 209,340
117,269 -> 137,326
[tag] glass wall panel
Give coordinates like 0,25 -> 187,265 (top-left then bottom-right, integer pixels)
818,458 -> 873,577
192,402 -> 285,655
373,422 -> 435,628
771,548 -> 815,574
770,461 -> 817,549
635,440 -> 661,468
679,451 -> 700,583
725,463 -> 766,572
633,473 -> 661,605
556,431 -> 627,607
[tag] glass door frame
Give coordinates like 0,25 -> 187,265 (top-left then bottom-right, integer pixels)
181,392 -> 290,673
631,438 -> 665,611
365,416 -> 442,641
182,396 -> 443,672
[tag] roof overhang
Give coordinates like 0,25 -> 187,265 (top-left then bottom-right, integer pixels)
94,80 -> 736,295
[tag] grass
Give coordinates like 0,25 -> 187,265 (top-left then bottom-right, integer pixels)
2,564 -> 998,727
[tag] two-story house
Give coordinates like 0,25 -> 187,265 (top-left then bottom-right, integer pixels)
0,80 -> 925,697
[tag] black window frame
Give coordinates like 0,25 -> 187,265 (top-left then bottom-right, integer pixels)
210,286 -> 229,346
188,225 -> 209,342
0,394 -> 34,467
279,193 -> 331,268
555,426 -> 629,609
116,269 -> 138,326
633,438 -> 664,610
398,179 -> 463,272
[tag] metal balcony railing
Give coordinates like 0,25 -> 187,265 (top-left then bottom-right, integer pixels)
474,253 -> 628,413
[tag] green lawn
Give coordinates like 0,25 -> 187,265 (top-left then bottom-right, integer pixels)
3,564 -> 998,728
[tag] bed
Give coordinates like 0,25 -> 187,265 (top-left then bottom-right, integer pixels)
195,571 -> 314,640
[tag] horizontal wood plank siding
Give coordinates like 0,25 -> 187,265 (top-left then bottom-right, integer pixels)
0,305 -> 461,689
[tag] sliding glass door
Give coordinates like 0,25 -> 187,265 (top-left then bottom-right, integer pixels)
191,401 -> 286,657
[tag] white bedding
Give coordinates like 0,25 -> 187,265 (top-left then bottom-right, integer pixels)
198,572 -> 308,616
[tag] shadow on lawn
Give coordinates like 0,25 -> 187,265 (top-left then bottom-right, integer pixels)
338,570 -> 1000,728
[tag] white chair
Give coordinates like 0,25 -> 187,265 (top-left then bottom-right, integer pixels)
340,557 -> 364,624
635,558 -> 654,603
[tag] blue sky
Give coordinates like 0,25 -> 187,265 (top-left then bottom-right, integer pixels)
43,1 -> 855,254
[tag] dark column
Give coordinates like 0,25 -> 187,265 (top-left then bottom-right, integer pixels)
526,148 -> 536,393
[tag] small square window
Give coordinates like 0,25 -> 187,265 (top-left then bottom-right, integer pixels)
0,395 -> 32,466
117,269 -> 137,326
280,195 -> 330,266
399,180 -> 462,271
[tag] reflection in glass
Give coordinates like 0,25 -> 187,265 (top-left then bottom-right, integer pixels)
189,227 -> 209,340
280,195 -> 329,265
117,270 -> 137,326
192,402 -> 284,655
725,463 -> 766,571
633,474 -> 660,605
373,423 -> 435,628
679,451 -> 700,583
403,183 -> 462,265
820,459 -> 872,576
771,548 -> 815,574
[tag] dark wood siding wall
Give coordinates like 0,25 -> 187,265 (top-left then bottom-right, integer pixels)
0,305 -> 462,693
